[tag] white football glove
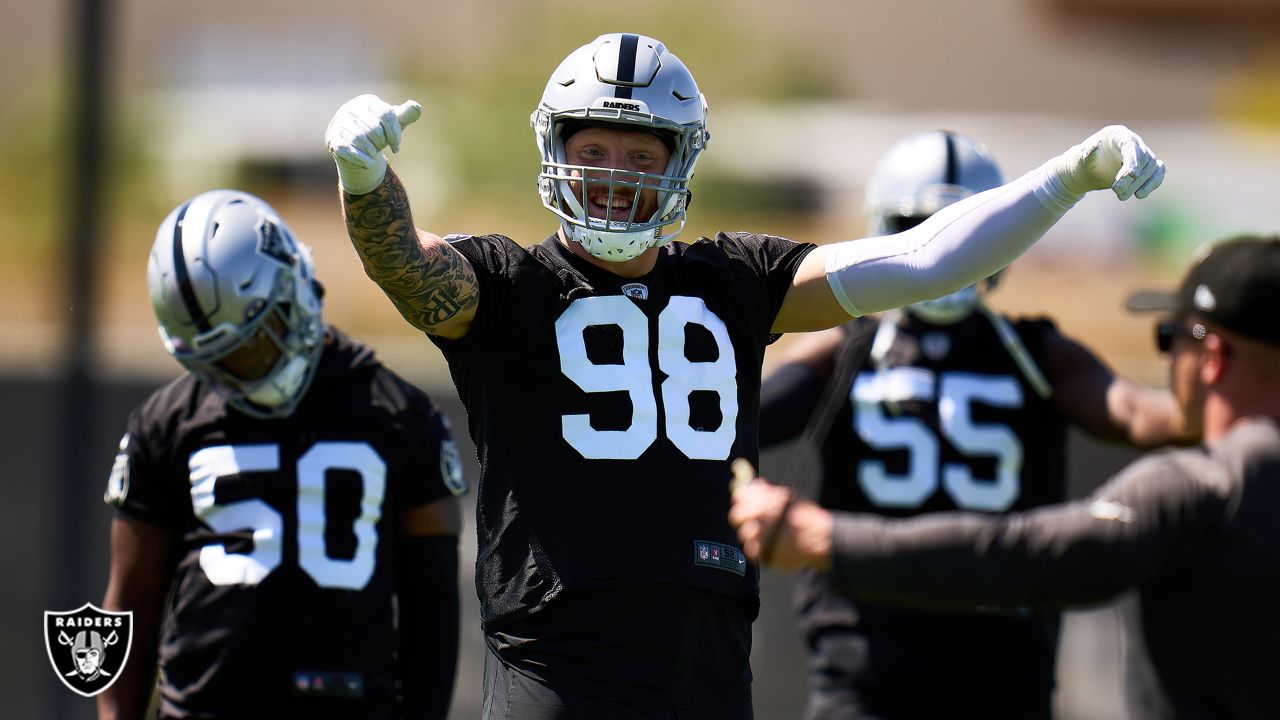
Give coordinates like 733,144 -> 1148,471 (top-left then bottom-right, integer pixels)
325,94 -> 422,195
1045,125 -> 1165,200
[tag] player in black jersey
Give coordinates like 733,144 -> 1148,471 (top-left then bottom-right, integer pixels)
324,32 -> 1166,719
98,190 -> 467,720
756,131 -> 1186,720
732,235 -> 1280,719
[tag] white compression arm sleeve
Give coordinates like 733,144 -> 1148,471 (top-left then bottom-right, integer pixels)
825,165 -> 1083,317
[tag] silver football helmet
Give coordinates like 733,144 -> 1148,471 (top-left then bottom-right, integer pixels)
866,130 -> 1004,323
147,190 -> 325,418
531,33 -> 710,262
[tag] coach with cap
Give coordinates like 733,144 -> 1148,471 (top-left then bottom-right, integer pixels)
730,234 -> 1280,718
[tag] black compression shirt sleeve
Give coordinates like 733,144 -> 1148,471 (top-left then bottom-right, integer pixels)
827,450 -> 1231,610
397,535 -> 460,720
759,362 -> 825,448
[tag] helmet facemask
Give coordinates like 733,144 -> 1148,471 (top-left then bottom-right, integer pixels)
531,34 -> 710,263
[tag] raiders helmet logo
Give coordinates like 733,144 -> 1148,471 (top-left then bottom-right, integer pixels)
44,603 -> 133,697
257,218 -> 296,266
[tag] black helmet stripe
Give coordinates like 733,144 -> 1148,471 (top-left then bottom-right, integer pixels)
943,130 -> 959,186
170,200 -> 213,332
613,33 -> 639,100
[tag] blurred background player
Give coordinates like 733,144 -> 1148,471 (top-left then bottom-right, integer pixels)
98,190 -> 467,720
324,32 -> 1164,719
758,131 -> 1186,719
733,234 -> 1280,720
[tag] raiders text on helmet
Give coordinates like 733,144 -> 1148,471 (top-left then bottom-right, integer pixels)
531,33 -> 709,262
147,190 -> 325,418
866,130 -> 1004,323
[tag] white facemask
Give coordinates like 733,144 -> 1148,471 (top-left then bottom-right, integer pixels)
246,355 -> 312,408
906,284 -> 981,325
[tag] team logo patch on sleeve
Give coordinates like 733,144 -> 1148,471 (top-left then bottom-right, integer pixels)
440,438 -> 467,496
693,540 -> 747,577
104,433 -> 130,507
44,603 -> 133,697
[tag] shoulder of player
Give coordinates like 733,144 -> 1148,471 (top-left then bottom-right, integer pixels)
445,232 -> 534,265
131,372 -> 206,433
1001,313 -> 1061,341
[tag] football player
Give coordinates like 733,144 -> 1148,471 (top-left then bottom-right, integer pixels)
731,234 -> 1280,720
324,33 -> 1164,719
757,130 -> 1186,720
98,190 -> 467,720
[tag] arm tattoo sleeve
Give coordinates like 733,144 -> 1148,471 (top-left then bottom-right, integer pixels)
341,169 -> 478,334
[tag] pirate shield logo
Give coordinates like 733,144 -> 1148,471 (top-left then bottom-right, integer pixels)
45,603 -> 133,697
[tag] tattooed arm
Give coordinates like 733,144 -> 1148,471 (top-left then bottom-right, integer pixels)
326,94 -> 479,339
341,167 -> 479,340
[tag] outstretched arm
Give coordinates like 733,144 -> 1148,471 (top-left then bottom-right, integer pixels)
1043,329 -> 1190,448
759,327 -> 846,447
774,126 -> 1166,332
730,452 -> 1219,612
328,95 -> 478,340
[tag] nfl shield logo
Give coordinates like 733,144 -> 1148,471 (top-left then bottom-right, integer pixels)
44,603 -> 133,697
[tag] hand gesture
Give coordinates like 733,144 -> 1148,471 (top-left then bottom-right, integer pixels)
325,94 -> 422,195
1050,125 -> 1165,200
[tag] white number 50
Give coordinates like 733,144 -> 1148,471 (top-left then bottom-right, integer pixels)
187,441 -> 386,590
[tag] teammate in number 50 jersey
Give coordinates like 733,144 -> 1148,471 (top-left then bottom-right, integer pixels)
758,131 -> 1187,720
98,190 -> 468,720
324,33 -> 1166,718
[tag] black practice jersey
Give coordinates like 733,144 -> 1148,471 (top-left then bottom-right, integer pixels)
795,312 -> 1068,699
104,328 -> 464,719
430,232 -> 812,705
830,418 -> 1280,720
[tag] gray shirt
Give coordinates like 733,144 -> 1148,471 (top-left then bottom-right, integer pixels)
831,418 -> 1280,719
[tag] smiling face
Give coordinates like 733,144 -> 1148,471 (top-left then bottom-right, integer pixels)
562,125 -> 672,226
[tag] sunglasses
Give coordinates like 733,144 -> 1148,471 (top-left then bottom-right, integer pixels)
1155,319 -> 1207,353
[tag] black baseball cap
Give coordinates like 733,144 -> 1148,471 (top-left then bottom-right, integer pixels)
1126,234 -> 1280,346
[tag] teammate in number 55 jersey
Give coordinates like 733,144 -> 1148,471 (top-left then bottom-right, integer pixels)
758,131 -> 1187,720
735,235 -> 1280,720
324,33 -> 1166,718
99,190 -> 468,720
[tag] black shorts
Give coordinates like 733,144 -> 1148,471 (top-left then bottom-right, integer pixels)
482,643 -> 754,720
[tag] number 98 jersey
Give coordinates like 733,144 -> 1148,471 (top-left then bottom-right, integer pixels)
104,328 -> 464,718
430,233 -> 813,627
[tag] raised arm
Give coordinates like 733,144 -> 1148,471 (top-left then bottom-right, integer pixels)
773,126 -> 1166,333
326,95 -> 479,340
